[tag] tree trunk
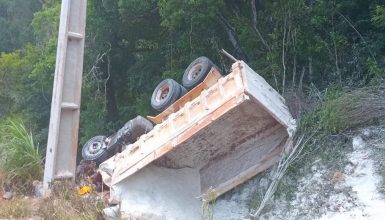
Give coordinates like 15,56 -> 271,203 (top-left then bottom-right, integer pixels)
102,55 -> 119,123
217,14 -> 249,62
250,0 -> 270,51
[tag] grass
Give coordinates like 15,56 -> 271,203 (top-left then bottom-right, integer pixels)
38,181 -> 105,220
0,118 -> 107,219
0,118 -> 43,193
201,187 -> 217,220
0,182 -> 106,219
0,197 -> 30,218
318,84 -> 385,133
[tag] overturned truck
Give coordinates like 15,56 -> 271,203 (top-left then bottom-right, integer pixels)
86,58 -> 296,219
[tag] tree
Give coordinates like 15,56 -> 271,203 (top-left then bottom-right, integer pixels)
1,0 -> 385,150
0,0 -> 41,52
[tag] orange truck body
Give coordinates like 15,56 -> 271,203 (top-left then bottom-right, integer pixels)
100,61 -> 296,218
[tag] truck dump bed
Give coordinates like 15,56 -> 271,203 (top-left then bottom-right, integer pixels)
100,61 -> 296,218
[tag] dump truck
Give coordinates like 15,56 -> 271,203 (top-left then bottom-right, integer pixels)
43,3 -> 293,217
94,58 -> 296,219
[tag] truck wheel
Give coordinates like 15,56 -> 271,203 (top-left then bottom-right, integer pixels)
182,56 -> 214,90
151,79 -> 185,112
107,116 -> 154,152
180,84 -> 187,96
82,135 -> 109,164
120,116 -> 154,143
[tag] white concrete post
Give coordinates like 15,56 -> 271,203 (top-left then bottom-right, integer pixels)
43,0 -> 87,190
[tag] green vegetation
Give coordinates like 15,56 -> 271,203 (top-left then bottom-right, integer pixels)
0,117 -> 43,192
0,0 -> 384,218
0,0 -> 41,52
318,85 -> 385,133
1,0 -> 385,149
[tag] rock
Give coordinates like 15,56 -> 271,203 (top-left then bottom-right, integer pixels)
103,205 -> 120,220
33,180 -> 44,197
361,129 -> 372,140
3,191 -> 13,200
331,171 -> 345,184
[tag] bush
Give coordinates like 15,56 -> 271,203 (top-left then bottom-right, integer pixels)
318,84 -> 385,133
0,117 -> 43,192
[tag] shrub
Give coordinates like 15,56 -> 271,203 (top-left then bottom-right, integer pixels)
0,117 -> 43,192
318,84 -> 385,133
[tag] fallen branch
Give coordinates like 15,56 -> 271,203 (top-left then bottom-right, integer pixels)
249,133 -> 312,219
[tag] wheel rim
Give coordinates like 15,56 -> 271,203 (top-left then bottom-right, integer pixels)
88,141 -> 103,155
155,84 -> 170,103
187,64 -> 203,80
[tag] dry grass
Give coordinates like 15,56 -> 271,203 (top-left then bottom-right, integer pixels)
0,171 -> 6,191
201,187 -> 217,220
319,85 -> 385,133
0,182 -> 106,219
0,197 -> 30,218
38,182 -> 105,220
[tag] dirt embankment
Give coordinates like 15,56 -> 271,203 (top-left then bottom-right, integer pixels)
213,126 -> 385,220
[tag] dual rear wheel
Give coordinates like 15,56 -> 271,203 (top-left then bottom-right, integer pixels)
150,56 -> 219,112
150,79 -> 187,112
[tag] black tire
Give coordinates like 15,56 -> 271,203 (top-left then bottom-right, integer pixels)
120,116 -> 154,143
180,84 -> 187,97
104,132 -> 123,155
151,79 -> 184,112
106,116 -> 154,151
182,56 -> 214,90
82,135 -> 109,164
